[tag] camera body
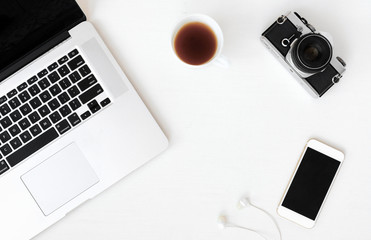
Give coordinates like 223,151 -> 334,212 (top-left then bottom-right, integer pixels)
261,12 -> 346,97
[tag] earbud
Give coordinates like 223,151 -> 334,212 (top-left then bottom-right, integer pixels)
237,197 -> 282,240
218,197 -> 282,240
217,215 -> 228,229
217,214 -> 267,240
237,197 -> 251,209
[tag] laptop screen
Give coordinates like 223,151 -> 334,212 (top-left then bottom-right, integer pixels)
0,0 -> 85,81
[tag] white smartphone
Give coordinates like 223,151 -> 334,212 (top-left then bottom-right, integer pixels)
277,139 -> 344,228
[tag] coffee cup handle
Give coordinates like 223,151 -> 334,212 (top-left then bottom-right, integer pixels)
213,54 -> 229,68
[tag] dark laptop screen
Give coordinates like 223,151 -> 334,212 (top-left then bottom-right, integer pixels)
0,0 -> 85,81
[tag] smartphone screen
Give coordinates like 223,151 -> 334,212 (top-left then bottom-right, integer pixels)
281,147 -> 341,220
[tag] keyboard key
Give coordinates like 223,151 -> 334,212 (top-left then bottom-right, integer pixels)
69,98 -> 81,111
80,111 -> 91,120
18,91 -> 31,103
57,92 -> 70,104
49,84 -> 62,96
67,86 -> 80,98
40,118 -> 52,130
19,118 -> 31,130
59,105 -> 71,117
37,69 -> 48,78
47,62 -> 58,72
79,84 -> 104,104
67,113 -> 81,127
48,99 -> 60,111
100,98 -> 111,107
57,65 -> 70,77
29,124 -> 42,137
6,127 -> 59,167
68,49 -> 79,58
9,110 -> 22,122
8,97 -> 21,109
38,78 -> 50,90
10,137 -> 22,150
38,105 -> 50,117
47,71 -> 60,83
0,160 -> 9,176
78,74 -> 97,92
28,112 -> 41,124
9,124 -> 21,137
28,84 -> 41,96
0,104 -> 11,116
78,65 -> 91,77
49,111 -> 62,124
88,100 -> 101,113
69,71 -> 82,83
58,56 -> 69,65
0,96 -> 7,105
0,131 -> 11,144
55,119 -> 71,135
7,89 -> 17,98
59,78 -> 71,90
0,116 -> 12,129
17,82 -> 28,92
20,103 -> 32,116
29,97 -> 42,109
40,90 -> 52,103
19,131 -> 32,144
67,55 -> 85,71
0,144 -> 12,157
27,76 -> 38,85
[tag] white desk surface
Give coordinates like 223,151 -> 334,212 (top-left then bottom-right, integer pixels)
35,0 -> 371,239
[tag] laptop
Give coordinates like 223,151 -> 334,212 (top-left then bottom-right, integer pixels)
0,0 -> 168,239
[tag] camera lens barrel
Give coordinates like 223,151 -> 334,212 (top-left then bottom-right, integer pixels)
291,34 -> 332,73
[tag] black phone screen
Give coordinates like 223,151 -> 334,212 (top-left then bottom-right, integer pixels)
282,147 -> 340,220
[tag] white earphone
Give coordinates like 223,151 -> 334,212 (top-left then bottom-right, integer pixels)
218,197 -> 282,240
217,215 -> 268,240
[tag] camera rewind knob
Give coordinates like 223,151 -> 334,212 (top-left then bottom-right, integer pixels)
336,56 -> 346,67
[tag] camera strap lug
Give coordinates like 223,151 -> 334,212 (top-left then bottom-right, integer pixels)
332,74 -> 342,84
277,15 -> 287,24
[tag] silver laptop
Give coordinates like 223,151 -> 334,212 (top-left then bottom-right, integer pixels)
0,0 -> 168,239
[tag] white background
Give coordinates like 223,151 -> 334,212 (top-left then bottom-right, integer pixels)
35,0 -> 371,239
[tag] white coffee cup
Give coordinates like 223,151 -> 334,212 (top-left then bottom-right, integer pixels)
171,14 -> 229,68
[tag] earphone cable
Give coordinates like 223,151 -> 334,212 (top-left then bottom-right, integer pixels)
249,202 -> 282,240
224,223 -> 268,240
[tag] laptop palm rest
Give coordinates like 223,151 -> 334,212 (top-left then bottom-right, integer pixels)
21,143 -> 99,216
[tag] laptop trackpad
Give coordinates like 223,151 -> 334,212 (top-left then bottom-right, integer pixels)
21,143 -> 99,216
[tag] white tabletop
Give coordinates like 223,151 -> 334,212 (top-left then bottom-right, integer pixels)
35,0 -> 371,239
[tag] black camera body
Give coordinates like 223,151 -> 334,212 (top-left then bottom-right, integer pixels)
261,12 -> 346,97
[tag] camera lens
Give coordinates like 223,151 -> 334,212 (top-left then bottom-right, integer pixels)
291,34 -> 332,73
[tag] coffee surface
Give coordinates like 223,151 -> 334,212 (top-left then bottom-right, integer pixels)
174,22 -> 217,65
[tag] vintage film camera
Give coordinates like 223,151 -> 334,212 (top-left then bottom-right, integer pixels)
261,12 -> 346,97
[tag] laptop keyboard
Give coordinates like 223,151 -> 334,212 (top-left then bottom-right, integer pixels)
0,49 -> 111,176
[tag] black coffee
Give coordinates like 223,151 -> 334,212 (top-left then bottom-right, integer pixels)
174,22 -> 217,65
